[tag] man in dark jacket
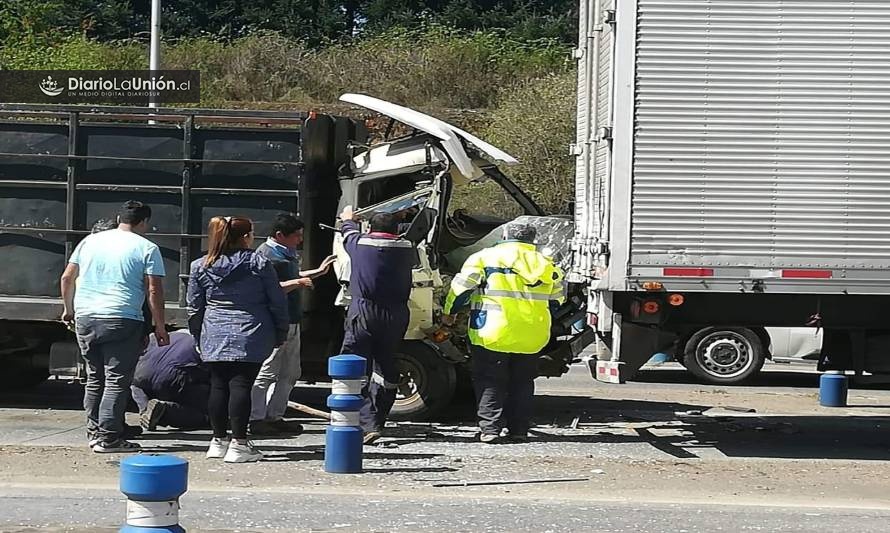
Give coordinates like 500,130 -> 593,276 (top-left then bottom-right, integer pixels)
338,205 -> 415,445
132,330 -> 210,431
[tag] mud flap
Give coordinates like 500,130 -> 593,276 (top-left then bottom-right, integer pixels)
49,341 -> 82,380
590,314 -> 659,384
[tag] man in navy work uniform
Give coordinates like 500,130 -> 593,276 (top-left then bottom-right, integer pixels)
60,201 -> 168,453
250,213 -> 336,435
133,330 -> 210,431
338,205 -> 415,445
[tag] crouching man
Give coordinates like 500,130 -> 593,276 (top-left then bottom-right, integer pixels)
132,330 -> 210,431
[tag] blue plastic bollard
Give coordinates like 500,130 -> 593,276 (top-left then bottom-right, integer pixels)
119,454 -> 188,533
820,371 -> 848,407
325,354 -> 367,473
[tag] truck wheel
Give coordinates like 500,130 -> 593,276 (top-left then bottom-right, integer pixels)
389,341 -> 457,421
683,327 -> 765,384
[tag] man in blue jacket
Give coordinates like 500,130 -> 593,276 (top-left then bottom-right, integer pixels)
132,330 -> 210,431
338,205 -> 415,445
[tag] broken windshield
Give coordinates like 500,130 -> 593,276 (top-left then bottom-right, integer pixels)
355,186 -> 433,220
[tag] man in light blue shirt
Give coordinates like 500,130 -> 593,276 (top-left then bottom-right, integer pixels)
60,201 -> 169,453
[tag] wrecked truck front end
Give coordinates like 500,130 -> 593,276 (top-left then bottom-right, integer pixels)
329,94 -> 592,419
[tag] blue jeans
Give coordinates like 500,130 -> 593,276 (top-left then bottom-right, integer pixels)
75,318 -> 145,444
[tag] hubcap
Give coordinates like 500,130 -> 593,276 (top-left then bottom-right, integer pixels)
393,355 -> 425,405
696,332 -> 754,379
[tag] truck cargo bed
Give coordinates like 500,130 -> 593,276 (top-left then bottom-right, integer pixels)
0,104 -> 361,327
574,0 -> 890,295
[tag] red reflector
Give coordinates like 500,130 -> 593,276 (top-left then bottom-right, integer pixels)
663,268 -> 714,277
587,313 -> 598,327
610,368 -> 619,376
781,269 -> 832,279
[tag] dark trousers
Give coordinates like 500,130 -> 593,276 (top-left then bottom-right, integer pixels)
75,318 -> 145,444
471,345 -> 538,437
208,362 -> 261,439
341,298 -> 409,432
131,381 -> 210,430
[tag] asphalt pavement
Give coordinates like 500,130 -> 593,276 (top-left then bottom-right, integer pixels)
2,361 -> 890,532
4,485 -> 890,533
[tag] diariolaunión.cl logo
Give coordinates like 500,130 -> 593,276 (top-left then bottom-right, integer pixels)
39,76 -> 64,97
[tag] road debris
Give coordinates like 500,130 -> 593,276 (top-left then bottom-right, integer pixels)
287,401 -> 330,420
432,477 -> 589,488
721,406 -> 757,413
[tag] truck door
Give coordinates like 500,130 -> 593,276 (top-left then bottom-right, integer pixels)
332,172 -> 445,340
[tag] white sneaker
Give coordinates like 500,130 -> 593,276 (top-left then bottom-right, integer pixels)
206,437 -> 231,459
223,440 -> 263,463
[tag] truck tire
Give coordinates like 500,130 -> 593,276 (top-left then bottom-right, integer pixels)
683,327 -> 765,384
389,341 -> 457,421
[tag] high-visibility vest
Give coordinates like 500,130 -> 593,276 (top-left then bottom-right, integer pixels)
443,241 -> 565,354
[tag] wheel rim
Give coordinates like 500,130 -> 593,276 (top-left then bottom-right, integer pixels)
695,331 -> 755,379
393,353 -> 427,406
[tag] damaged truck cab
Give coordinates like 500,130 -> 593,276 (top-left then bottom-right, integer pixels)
330,95 -> 595,419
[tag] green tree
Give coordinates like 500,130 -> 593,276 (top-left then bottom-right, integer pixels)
2,0 -> 578,46
0,0 -> 67,43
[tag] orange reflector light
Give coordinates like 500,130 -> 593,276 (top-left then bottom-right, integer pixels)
642,281 -> 664,291
308,111 -> 318,120
642,301 -> 660,314
668,294 -> 685,306
430,329 -> 451,343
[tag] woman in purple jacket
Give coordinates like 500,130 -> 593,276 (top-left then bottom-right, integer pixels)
187,216 -> 288,463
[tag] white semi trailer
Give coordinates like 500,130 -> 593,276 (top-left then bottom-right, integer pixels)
570,0 -> 890,384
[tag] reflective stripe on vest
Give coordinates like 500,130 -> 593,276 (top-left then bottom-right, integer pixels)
481,289 -> 552,301
357,237 -> 414,249
462,242 -> 562,354
452,271 -> 483,292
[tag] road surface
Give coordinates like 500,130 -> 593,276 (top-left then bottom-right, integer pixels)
1,362 -> 889,532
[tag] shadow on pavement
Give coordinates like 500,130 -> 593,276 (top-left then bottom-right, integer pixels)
524,394 -> 890,461
632,367 -> 890,391
4,377 -> 890,462
363,466 -> 458,474
632,368 -> 820,388
0,380 -> 85,410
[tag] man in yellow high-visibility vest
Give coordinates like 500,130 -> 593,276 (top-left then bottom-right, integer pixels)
442,222 -> 565,443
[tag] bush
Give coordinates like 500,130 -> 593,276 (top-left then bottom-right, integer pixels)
163,32 -> 317,105
483,70 -> 577,214
299,25 -> 568,109
0,35 -> 143,70
167,26 -> 569,109
1,25 -> 569,109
